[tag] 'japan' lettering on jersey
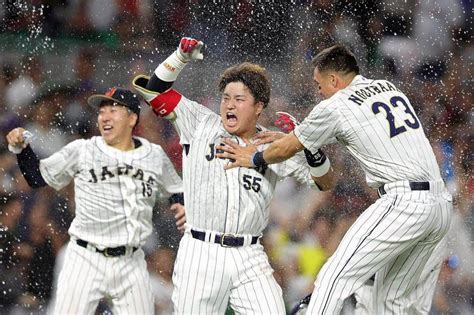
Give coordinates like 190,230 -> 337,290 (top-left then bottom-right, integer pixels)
295,75 -> 442,188
172,96 -> 316,236
39,136 -> 183,248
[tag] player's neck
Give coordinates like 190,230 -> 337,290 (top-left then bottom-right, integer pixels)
340,73 -> 358,88
235,126 -> 256,141
107,137 -> 135,151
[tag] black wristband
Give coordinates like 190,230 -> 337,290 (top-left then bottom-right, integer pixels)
304,148 -> 327,167
252,151 -> 268,168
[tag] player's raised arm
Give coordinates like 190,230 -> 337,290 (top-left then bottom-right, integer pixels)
6,128 -> 47,188
132,37 -> 204,119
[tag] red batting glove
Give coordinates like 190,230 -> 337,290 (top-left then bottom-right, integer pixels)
274,111 -> 299,133
177,37 -> 204,62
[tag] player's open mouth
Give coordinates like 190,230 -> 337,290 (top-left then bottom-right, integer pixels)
226,112 -> 237,124
103,125 -> 113,133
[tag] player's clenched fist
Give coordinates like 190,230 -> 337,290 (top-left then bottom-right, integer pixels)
6,127 -> 26,147
177,37 -> 204,62
6,128 -> 33,154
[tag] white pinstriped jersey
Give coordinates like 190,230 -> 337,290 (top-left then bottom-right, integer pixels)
39,136 -> 183,248
172,96 -> 316,236
295,75 -> 442,188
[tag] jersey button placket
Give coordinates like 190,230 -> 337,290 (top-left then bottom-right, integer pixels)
224,168 -> 240,234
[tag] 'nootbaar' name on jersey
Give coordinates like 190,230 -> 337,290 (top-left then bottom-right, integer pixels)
347,81 -> 400,106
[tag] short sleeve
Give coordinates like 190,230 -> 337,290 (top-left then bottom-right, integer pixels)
39,139 -> 86,190
294,101 -> 340,152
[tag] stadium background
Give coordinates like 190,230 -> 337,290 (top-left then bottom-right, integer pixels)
0,0 -> 472,314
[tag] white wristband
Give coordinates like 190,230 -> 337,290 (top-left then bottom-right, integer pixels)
154,51 -> 187,82
309,157 -> 331,177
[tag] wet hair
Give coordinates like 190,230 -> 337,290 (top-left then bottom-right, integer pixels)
218,62 -> 271,108
312,44 -> 359,75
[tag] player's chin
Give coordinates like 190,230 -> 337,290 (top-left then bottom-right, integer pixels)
223,123 -> 239,135
101,133 -> 116,145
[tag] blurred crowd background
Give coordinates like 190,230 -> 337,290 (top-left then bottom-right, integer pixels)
0,0 -> 472,314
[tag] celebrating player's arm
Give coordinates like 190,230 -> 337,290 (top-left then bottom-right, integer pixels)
132,37 -> 204,119
6,126 -> 186,232
6,127 -> 50,188
132,37 -> 214,145
217,111 -> 336,191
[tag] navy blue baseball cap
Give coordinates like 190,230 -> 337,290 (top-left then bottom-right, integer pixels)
87,87 -> 141,115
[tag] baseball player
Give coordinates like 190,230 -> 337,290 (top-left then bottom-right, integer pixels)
132,37 -> 321,314
6,87 -> 185,314
218,44 -> 453,314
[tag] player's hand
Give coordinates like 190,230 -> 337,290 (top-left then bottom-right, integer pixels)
275,111 -> 299,133
6,128 -> 33,154
6,127 -> 26,147
216,138 -> 256,170
176,37 -> 204,63
252,131 -> 286,145
170,203 -> 186,233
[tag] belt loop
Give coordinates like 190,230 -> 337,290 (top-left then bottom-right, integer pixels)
244,235 -> 252,246
208,231 -> 214,243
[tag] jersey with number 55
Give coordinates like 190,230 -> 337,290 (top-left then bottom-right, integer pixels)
294,75 -> 442,189
171,96 -> 316,236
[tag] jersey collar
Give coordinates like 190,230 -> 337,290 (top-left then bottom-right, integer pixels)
95,136 -> 151,159
349,75 -> 367,86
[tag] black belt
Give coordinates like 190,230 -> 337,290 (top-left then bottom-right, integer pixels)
190,229 -> 259,247
378,181 -> 430,196
76,239 -> 138,257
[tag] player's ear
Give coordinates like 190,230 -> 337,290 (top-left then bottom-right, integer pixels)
330,74 -> 337,88
129,113 -> 138,128
255,101 -> 264,117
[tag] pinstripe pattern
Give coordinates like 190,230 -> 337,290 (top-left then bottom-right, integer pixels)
295,75 -> 442,189
354,236 -> 445,315
40,136 -> 182,247
173,97 -> 314,235
40,136 -> 183,314
293,75 -> 451,313
171,96 -> 312,313
307,189 -> 451,314
53,242 -> 154,314
172,233 -> 285,314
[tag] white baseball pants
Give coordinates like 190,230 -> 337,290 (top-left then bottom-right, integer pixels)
308,181 -> 452,314
52,240 -> 154,314
172,232 -> 286,314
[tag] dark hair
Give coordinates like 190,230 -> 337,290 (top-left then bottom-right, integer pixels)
218,62 -> 271,108
312,44 -> 359,75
